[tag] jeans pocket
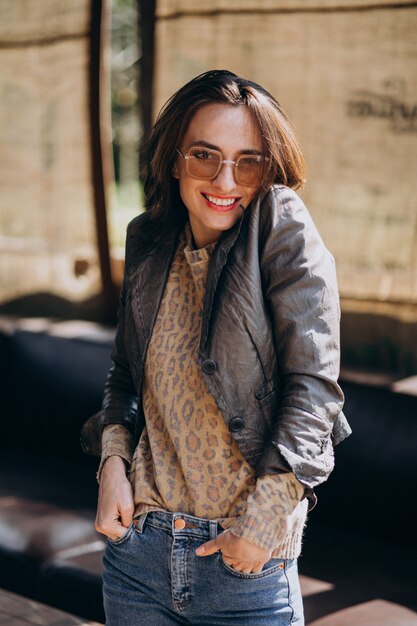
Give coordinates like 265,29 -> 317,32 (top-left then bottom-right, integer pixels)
107,522 -> 135,546
219,554 -> 285,579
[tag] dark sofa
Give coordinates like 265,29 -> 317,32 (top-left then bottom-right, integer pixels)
0,317 -> 110,622
0,316 -> 416,624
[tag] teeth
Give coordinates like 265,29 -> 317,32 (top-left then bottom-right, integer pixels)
206,194 -> 236,207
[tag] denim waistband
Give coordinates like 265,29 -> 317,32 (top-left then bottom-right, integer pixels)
134,510 -> 220,541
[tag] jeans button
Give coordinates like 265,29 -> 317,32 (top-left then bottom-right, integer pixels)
174,518 -> 186,530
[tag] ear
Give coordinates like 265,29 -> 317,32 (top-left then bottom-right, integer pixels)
172,159 -> 179,179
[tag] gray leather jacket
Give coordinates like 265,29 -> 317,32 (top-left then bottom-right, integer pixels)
92,185 -> 351,504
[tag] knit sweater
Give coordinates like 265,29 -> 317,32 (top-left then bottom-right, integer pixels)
99,226 -> 308,557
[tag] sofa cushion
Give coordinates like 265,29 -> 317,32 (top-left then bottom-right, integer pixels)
0,448 -> 99,510
300,523 -> 417,623
0,496 -> 102,596
312,379 -> 417,545
0,498 -> 100,560
2,318 -> 114,456
39,546 -> 105,623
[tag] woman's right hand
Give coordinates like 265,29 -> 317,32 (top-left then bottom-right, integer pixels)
95,455 -> 135,541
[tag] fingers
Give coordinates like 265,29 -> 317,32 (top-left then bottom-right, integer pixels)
95,496 -> 134,534
95,494 -> 134,537
95,463 -> 135,540
120,502 -> 135,528
98,523 -> 127,542
251,562 -> 264,573
95,506 -> 133,540
195,537 -> 221,556
196,531 -> 270,573
223,557 -> 264,574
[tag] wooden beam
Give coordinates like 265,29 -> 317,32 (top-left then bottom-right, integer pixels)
138,0 -> 156,168
89,0 -> 117,322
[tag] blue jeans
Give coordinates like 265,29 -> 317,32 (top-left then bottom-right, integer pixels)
103,511 -> 304,626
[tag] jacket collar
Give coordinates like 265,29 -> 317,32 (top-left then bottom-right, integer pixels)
128,207 -> 249,354
128,226 -> 180,350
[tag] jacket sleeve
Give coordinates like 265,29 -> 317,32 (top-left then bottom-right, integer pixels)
99,220 -> 142,437
256,186 -> 346,496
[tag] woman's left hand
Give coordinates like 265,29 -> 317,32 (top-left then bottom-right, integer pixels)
195,529 -> 271,573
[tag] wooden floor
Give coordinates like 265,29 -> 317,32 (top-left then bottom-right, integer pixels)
308,599 -> 417,626
0,589 -> 103,626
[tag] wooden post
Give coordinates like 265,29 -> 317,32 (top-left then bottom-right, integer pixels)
90,0 -> 117,322
138,0 -> 156,177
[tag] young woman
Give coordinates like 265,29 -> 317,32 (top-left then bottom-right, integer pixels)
93,70 -> 350,625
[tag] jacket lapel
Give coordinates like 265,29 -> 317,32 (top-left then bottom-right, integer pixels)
199,208 -> 249,353
126,205 -> 249,362
128,230 -> 179,357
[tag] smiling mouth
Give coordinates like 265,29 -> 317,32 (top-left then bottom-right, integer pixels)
202,193 -> 241,210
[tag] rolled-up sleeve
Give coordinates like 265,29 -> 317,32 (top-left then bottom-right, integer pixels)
96,424 -> 134,483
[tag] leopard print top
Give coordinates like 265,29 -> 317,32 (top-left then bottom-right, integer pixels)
100,226 -> 308,556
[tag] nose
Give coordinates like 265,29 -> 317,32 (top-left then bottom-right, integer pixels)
212,161 -> 236,191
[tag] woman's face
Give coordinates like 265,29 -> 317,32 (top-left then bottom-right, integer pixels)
173,103 -> 263,248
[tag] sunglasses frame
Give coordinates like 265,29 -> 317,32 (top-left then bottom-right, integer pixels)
176,146 -> 269,187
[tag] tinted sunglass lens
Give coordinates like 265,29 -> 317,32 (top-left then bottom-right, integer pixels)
188,148 -> 220,179
237,156 -> 264,186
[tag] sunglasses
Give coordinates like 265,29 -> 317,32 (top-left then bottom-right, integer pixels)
176,146 -> 269,187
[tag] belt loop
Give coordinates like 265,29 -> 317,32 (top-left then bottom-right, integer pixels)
133,512 -> 148,533
209,519 -> 218,540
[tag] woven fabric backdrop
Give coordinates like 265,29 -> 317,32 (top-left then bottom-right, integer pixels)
0,1 -> 101,305
154,0 -> 417,309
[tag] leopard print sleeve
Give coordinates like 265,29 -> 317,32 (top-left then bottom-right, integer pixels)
96,423 -> 134,483
226,473 -> 306,555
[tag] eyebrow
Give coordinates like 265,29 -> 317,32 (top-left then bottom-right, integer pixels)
187,140 -> 263,155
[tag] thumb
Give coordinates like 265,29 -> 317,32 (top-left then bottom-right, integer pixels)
120,503 -> 135,529
195,537 -> 221,557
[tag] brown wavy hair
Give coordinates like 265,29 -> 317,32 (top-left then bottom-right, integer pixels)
142,70 -> 306,231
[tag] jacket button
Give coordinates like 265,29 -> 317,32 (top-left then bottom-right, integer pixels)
202,359 -> 217,374
229,416 -> 245,432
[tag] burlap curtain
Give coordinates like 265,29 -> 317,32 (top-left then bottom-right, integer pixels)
154,0 -> 417,307
0,0 -> 112,316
